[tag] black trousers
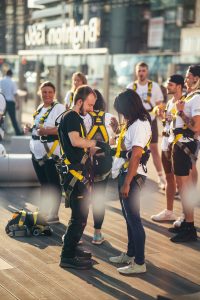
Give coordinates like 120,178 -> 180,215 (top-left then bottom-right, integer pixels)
92,175 -> 109,230
32,157 -> 62,217
6,101 -> 21,135
61,181 -> 90,258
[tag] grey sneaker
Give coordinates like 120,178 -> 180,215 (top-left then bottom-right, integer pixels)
117,262 -> 146,274
109,252 -> 133,264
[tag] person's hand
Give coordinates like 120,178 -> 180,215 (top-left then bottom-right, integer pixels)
110,117 -> 119,133
89,147 -> 98,157
176,100 -> 185,112
120,182 -> 130,199
24,123 -> 32,134
37,126 -> 47,136
96,141 -> 111,156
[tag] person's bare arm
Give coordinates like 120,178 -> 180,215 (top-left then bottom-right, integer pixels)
37,127 -> 58,136
69,131 -> 96,149
177,101 -> 200,133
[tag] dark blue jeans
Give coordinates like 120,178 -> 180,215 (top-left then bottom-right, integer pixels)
92,175 -> 109,230
118,172 -> 146,265
6,101 -> 22,135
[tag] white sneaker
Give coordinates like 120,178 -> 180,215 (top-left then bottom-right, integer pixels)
173,213 -> 185,228
158,176 -> 166,190
117,262 -> 146,274
151,209 -> 176,222
109,252 -> 133,264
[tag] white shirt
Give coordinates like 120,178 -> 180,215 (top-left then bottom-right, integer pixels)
83,112 -> 115,138
112,119 -> 151,178
127,81 -> 164,120
64,90 -> 73,107
174,92 -> 200,143
30,103 -> 65,159
0,76 -> 17,102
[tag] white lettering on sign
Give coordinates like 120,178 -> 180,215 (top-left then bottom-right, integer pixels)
25,24 -> 45,46
25,18 -> 101,49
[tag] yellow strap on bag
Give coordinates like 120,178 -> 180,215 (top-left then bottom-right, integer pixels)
18,210 -> 26,226
33,212 -> 38,225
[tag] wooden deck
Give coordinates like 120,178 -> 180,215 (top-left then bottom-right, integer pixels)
0,161 -> 200,300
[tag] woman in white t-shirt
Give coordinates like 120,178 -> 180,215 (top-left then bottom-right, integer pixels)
109,89 -> 152,275
24,81 -> 65,223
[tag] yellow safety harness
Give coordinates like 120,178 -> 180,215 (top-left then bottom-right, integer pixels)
133,80 -> 153,111
172,91 -> 200,161
172,92 -> 200,144
32,101 -> 59,164
162,95 -> 185,137
18,210 -> 38,226
60,123 -> 88,183
57,113 -> 90,204
87,111 -> 109,143
115,124 -> 151,171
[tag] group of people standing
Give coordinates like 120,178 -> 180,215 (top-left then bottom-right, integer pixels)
23,62 -> 200,274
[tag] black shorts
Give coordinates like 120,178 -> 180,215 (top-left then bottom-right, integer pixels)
161,150 -> 173,174
151,118 -> 158,144
172,141 -> 197,176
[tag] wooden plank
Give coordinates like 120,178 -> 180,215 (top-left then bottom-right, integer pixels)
0,285 -> 17,300
0,271 -> 36,300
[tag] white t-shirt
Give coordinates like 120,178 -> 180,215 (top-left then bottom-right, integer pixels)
174,92 -> 200,143
127,81 -> 164,120
161,98 -> 176,151
83,112 -> 115,138
112,119 -> 152,178
64,90 -> 73,107
30,103 -> 65,159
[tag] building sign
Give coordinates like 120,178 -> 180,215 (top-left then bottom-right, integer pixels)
148,17 -> 164,48
25,17 -> 101,49
181,27 -> 200,55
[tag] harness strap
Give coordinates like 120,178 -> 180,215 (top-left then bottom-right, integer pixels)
133,80 -> 153,109
18,210 -> 26,226
87,111 -> 109,143
175,140 -> 197,162
43,140 -> 59,160
115,125 -> 127,158
33,212 -> 38,225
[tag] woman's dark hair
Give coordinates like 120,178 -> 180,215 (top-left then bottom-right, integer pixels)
93,89 -> 106,111
40,81 -> 56,92
114,89 -> 151,126
74,85 -> 96,104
